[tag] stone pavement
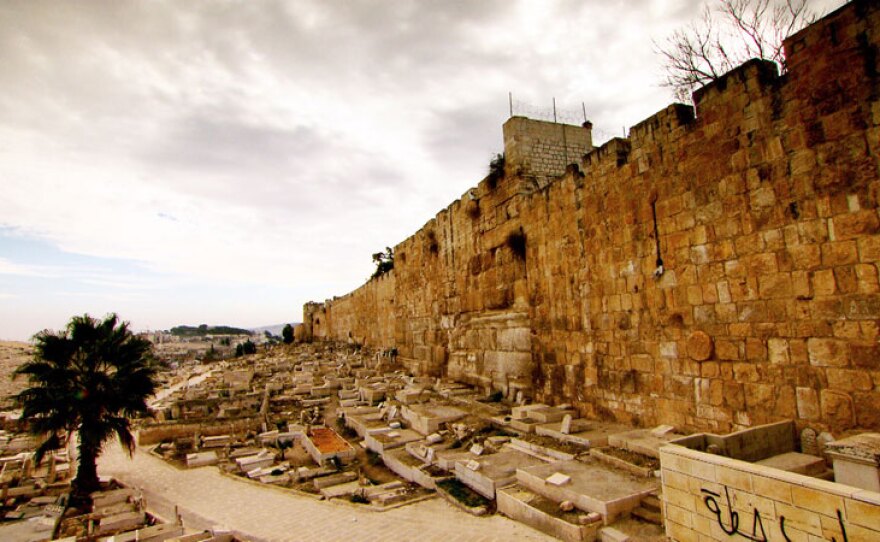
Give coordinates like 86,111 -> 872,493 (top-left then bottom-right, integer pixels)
98,443 -> 557,542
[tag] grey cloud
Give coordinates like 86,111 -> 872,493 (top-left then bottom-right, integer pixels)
140,104 -> 409,216
423,101 -> 505,177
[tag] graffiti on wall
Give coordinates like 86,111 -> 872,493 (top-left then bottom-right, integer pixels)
701,486 -> 848,542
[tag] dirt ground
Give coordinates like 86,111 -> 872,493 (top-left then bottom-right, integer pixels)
0,341 -> 31,409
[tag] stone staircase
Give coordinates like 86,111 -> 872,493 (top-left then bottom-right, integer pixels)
630,492 -> 663,525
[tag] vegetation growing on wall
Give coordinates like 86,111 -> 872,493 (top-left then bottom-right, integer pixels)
486,153 -> 505,190
371,247 -> 394,279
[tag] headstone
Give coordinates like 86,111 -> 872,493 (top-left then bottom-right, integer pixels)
425,448 -> 435,463
426,433 -> 443,444
515,391 -> 524,404
801,428 -> 819,456
546,472 -> 571,486
48,455 -> 57,484
559,500 -> 575,512
561,414 -> 573,435
817,432 -> 835,454
466,460 -> 481,471
585,512 -> 602,524
650,425 -> 676,437
470,444 -> 484,456
388,406 -> 399,419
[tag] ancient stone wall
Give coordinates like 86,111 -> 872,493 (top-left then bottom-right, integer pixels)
303,1 -> 880,435
316,272 -> 396,347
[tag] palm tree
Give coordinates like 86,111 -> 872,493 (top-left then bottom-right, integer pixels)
14,313 -> 161,497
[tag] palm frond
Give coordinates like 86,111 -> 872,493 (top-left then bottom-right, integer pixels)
15,312 -> 160,468
34,432 -> 64,466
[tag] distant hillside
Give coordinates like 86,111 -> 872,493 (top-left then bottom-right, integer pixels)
169,325 -> 253,337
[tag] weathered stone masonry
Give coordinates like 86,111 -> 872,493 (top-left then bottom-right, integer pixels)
304,2 -> 880,436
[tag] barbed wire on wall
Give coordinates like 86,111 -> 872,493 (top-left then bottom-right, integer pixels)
591,127 -> 623,146
509,97 -> 587,125
508,93 -> 626,147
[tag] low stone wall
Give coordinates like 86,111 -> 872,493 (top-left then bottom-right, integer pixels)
136,418 -> 261,446
660,444 -> 880,542
670,420 -> 796,461
382,449 -> 439,490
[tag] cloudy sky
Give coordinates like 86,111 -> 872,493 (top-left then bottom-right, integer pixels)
0,0 -> 843,340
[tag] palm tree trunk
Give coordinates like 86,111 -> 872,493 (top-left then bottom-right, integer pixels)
73,432 -> 101,497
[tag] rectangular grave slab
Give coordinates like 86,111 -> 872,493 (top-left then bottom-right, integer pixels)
364,428 -> 422,454
517,460 -> 658,524
607,428 -> 683,459
536,421 -> 629,449
497,486 -> 600,542
320,480 -> 361,499
825,433 -> 880,492
97,511 -> 146,535
402,404 -> 466,436
755,451 -> 827,476
91,488 -> 139,508
302,427 -> 357,465
455,448 -> 547,499
186,451 -> 220,469
201,435 -> 231,449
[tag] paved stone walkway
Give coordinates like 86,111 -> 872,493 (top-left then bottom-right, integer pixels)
99,443 -> 556,542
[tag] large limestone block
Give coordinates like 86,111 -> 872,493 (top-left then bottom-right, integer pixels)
497,327 -> 531,352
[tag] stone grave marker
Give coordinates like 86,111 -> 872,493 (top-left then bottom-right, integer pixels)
561,414 -> 573,435
801,428 -> 819,456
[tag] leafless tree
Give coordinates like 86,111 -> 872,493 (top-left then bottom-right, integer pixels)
656,0 -> 819,102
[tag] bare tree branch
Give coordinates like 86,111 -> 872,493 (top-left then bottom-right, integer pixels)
656,0 -> 819,101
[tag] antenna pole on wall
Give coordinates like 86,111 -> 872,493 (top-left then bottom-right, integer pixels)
509,92 -> 513,117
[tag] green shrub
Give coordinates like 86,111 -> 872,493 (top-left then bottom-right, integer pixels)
486,153 -> 505,189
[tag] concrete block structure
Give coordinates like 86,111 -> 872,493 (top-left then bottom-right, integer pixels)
660,443 -> 880,542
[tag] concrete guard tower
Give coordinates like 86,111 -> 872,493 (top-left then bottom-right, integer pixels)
502,116 -> 593,190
